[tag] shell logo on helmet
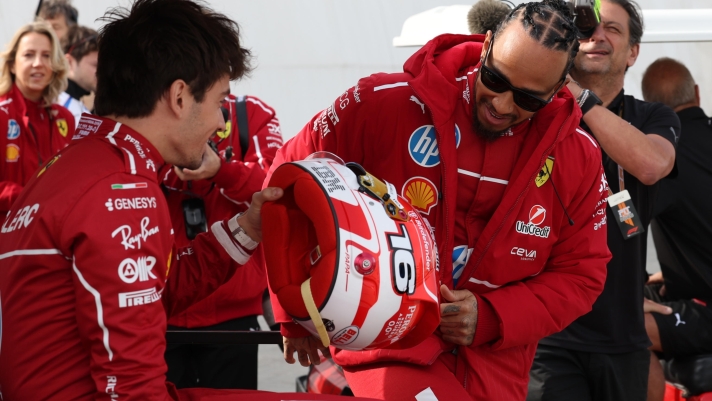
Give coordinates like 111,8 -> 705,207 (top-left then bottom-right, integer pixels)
262,154 -> 440,351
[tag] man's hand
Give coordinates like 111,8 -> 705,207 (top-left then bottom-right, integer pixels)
236,187 -> 283,242
174,142 -> 222,181
644,298 -> 673,315
647,271 -> 667,296
283,336 -> 331,367
439,284 -> 478,346
566,74 -> 584,99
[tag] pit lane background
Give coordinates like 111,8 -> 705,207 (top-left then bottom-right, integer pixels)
0,0 -> 699,392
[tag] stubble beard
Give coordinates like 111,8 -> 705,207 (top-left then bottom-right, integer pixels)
471,99 -> 509,142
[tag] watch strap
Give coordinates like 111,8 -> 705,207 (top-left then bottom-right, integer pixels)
577,89 -> 603,115
228,213 -> 258,250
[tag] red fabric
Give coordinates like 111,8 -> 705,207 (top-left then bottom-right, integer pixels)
0,84 -> 74,214
165,95 -> 283,328
174,387 -> 379,401
0,115 -> 256,400
266,34 -> 611,400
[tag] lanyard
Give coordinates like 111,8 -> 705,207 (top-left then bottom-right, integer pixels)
606,104 -> 626,196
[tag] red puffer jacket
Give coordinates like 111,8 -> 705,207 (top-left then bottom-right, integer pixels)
164,95 -> 283,328
266,34 -> 611,400
0,84 -> 74,214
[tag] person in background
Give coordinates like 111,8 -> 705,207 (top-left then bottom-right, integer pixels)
528,2 -> 679,401
164,94 -> 283,390
37,0 -> 79,43
58,25 -> 98,127
467,0 -> 512,35
0,21 -> 74,215
641,57 -> 712,401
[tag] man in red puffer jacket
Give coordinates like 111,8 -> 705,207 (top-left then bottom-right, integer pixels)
266,1 -> 611,400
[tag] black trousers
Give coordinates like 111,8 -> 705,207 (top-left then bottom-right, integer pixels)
165,315 -> 261,389
527,343 -> 650,401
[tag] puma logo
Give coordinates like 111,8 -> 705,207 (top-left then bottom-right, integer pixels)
675,313 -> 686,327
410,96 -> 425,114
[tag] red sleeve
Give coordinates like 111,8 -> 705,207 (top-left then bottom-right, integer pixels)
0,181 -> 23,215
478,146 -> 610,350
62,174 -> 254,399
210,96 -> 283,204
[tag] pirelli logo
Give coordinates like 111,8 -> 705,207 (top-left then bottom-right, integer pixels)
118,287 -> 162,308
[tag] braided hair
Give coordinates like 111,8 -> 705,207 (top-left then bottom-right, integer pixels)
495,0 -> 580,67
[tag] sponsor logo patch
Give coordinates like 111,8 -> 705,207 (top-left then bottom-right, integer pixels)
56,119 -> 69,137
515,205 -> 551,238
111,216 -> 160,250
332,325 -> 359,346
73,116 -> 103,140
217,120 -> 231,139
402,177 -> 438,215
6,144 -> 19,162
511,246 -> 537,261
7,119 -> 19,139
535,156 -> 555,187
408,125 -> 461,167
105,197 -> 157,212
118,256 -> 157,283
118,287 -> 162,308
452,245 -> 473,286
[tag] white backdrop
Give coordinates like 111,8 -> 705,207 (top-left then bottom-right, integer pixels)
0,0 -> 710,140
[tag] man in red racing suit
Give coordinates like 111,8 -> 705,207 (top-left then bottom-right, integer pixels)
267,3 -> 611,400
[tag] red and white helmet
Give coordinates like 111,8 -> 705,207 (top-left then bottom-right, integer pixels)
262,153 -> 440,351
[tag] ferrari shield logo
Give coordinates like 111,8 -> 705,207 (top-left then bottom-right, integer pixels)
535,156 -> 555,187
217,120 -> 231,139
56,119 -> 69,137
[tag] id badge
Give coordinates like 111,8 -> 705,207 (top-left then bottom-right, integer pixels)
607,190 -> 644,239
182,198 -> 208,240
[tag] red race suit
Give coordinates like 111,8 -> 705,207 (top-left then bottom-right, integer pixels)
266,34 -> 611,400
0,115 -> 258,400
0,84 -> 74,214
165,95 -> 282,328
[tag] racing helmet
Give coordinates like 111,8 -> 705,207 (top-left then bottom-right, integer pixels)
261,153 -> 440,351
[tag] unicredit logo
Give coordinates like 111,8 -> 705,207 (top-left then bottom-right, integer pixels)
515,205 -> 550,238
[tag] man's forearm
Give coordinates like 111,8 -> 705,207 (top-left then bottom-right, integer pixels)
583,105 -> 675,185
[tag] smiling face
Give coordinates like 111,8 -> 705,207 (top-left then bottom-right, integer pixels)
473,26 -> 569,139
169,75 -> 230,169
573,0 -> 639,78
11,32 -> 54,102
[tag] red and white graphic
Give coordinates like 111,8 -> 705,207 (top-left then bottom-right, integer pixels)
528,205 -> 546,226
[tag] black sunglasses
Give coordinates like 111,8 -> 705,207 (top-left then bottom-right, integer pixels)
479,36 -> 569,112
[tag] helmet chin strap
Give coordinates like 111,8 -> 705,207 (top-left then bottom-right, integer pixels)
300,278 -> 331,348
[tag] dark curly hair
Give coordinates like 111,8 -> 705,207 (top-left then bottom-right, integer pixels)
495,0 -> 580,71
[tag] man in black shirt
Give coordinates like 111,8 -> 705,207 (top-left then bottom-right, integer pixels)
57,25 -> 98,127
641,57 -> 712,401
527,2 -> 679,401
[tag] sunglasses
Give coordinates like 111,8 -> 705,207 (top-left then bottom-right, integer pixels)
479,36 -> 569,112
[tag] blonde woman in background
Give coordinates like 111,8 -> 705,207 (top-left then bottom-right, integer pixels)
0,21 -> 75,215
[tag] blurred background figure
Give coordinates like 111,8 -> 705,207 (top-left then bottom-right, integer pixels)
58,25 -> 97,126
163,94 -> 283,390
0,21 -> 74,215
467,0 -> 512,34
642,57 -> 712,401
36,0 -> 78,43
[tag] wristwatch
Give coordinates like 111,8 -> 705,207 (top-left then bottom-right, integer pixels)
577,89 -> 603,115
228,213 -> 259,250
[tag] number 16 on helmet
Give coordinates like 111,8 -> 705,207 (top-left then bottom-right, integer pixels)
261,153 -> 440,351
